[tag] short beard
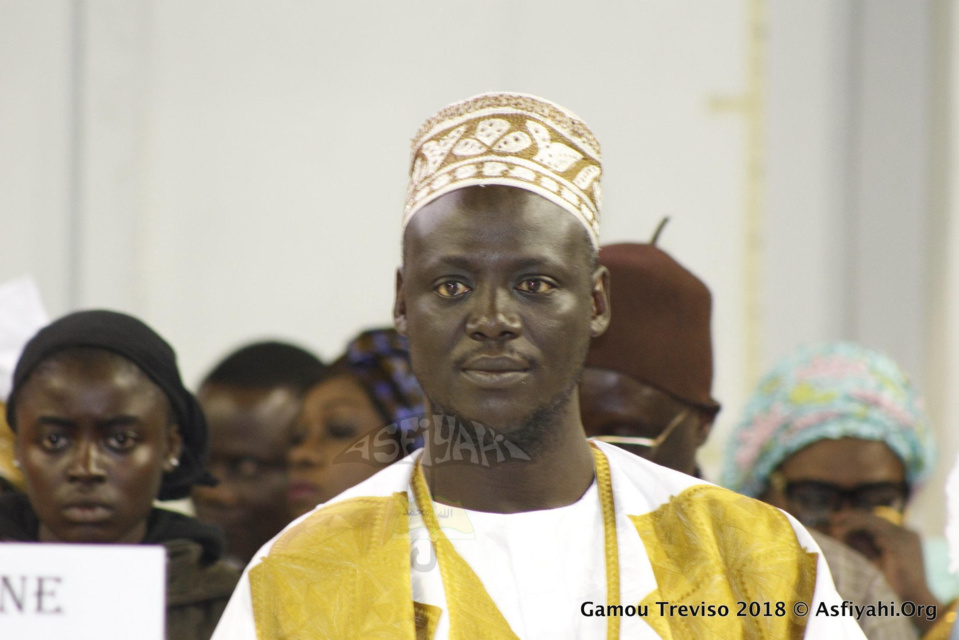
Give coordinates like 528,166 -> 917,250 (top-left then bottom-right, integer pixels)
426,373 -> 580,459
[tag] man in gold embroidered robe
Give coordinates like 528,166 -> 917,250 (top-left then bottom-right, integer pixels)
212,93 -> 866,640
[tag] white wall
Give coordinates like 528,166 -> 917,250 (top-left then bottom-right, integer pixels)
0,1 -> 74,313
0,0 -> 949,533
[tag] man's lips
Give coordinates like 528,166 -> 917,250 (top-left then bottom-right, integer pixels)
460,356 -> 531,387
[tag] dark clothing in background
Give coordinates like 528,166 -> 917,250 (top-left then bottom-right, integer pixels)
0,492 -> 239,640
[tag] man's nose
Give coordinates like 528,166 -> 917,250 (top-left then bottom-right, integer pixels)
465,286 -> 522,341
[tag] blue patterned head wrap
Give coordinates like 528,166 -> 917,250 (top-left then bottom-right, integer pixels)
721,342 -> 935,498
340,328 -> 426,441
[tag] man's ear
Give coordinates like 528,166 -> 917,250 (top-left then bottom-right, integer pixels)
589,265 -> 611,338
163,424 -> 184,473
393,268 -> 408,336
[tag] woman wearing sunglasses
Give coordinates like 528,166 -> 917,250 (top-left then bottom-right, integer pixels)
724,342 -> 948,637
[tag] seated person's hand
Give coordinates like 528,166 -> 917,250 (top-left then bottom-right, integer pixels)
830,510 -> 940,631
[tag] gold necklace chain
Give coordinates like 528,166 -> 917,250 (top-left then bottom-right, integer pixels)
411,444 -> 620,639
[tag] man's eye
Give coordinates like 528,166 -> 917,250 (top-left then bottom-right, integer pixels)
231,457 -> 262,479
516,279 -> 556,294
106,432 -> 139,452
41,433 -> 69,451
435,281 -> 471,298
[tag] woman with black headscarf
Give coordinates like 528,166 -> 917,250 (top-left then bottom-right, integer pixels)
0,310 -> 239,640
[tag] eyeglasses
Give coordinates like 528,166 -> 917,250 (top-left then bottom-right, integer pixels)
768,472 -> 908,527
589,409 -> 690,458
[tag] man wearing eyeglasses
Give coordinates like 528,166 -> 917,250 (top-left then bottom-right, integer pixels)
579,238 -> 719,478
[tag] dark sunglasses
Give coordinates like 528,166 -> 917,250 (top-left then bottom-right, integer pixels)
769,472 -> 908,526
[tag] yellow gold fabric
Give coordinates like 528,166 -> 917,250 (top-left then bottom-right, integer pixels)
919,599 -> 956,640
592,446 -> 621,640
0,403 -> 23,491
414,602 -> 441,640
873,505 -> 904,526
410,462 -> 520,640
243,450 -> 826,639
630,484 -> 817,639
405,92 -> 603,247
249,493 -> 417,639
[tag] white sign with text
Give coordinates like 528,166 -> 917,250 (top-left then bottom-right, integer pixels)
0,543 -> 165,640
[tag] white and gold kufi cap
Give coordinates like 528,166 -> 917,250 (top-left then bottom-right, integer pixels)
404,92 -> 602,247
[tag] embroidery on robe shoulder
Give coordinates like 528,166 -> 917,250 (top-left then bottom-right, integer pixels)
629,484 -> 817,639
250,493 -> 417,640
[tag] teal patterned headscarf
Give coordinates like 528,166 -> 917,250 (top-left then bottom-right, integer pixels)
722,342 -> 936,498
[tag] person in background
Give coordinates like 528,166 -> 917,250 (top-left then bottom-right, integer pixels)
193,341 -> 325,567
287,327 -> 424,517
0,277 -> 49,494
0,310 -> 239,640
937,450 -> 959,639
579,234 -> 720,477
723,342 -> 951,635
920,450 -> 959,639
582,242 -> 914,639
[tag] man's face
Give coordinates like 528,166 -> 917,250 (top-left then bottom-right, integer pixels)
395,186 -> 609,443
14,350 -> 181,544
579,368 -> 710,476
193,383 -> 300,563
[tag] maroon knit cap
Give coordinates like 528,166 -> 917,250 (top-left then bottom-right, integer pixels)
585,241 -> 720,414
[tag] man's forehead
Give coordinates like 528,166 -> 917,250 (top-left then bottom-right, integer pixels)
403,189 -> 592,269
414,250 -> 575,274
209,418 -> 290,453
206,393 -> 297,447
200,383 -> 298,410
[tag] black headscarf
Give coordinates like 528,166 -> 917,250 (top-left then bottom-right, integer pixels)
5,310 -> 214,499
